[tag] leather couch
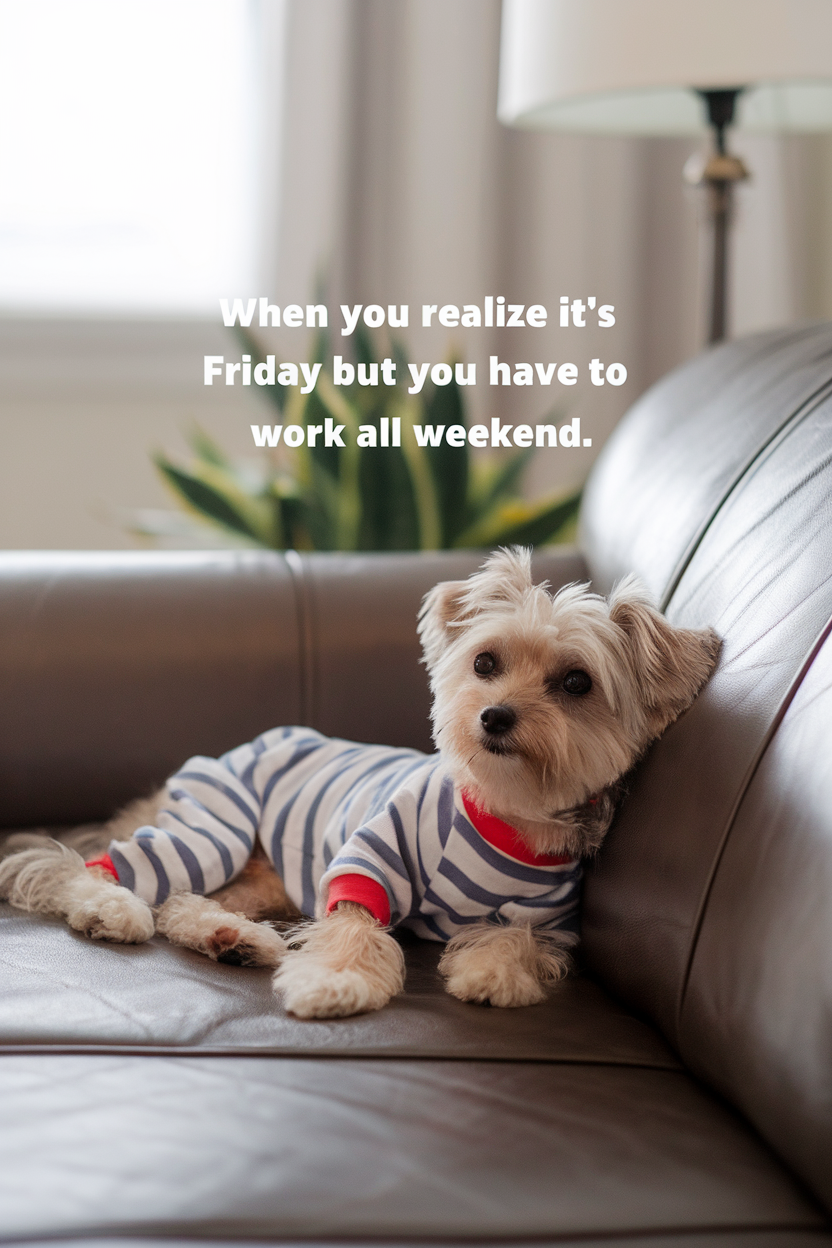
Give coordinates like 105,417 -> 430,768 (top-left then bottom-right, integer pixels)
1,322 -> 831,1246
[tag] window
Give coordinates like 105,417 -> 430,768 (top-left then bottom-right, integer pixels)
0,0 -> 259,312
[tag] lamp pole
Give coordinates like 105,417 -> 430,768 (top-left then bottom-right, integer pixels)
693,88 -> 750,343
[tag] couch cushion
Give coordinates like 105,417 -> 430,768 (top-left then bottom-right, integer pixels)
0,1053 -> 825,1244
7,908 -> 825,1241
0,905 -> 676,1066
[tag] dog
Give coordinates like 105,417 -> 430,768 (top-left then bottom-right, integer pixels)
0,548 -> 720,1019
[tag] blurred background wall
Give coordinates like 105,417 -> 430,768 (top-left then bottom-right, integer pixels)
2,0 -> 831,547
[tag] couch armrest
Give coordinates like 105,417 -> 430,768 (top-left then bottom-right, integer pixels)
0,551 -> 299,828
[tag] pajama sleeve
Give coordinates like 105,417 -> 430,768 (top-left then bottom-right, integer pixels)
319,789 -> 419,926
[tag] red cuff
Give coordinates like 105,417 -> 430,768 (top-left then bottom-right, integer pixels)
326,874 -> 390,925
85,853 -> 118,881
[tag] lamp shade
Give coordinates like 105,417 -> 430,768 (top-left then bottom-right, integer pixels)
499,0 -> 832,134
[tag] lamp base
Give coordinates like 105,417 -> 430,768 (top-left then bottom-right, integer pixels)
686,89 -> 750,344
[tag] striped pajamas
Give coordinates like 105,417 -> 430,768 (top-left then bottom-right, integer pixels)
108,726 -> 582,943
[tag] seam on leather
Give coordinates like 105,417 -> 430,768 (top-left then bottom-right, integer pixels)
282,550 -> 315,724
676,611 -> 832,1037
660,372 -> 832,613
1,1221 -> 821,1244
0,1045 -> 683,1067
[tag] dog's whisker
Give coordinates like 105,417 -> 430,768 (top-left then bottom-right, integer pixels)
465,746 -> 484,769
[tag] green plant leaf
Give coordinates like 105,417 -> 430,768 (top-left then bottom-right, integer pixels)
303,459 -> 341,549
484,490 -> 583,548
392,337 -> 409,382
470,447 -> 534,514
354,322 -> 376,370
311,375 -> 365,549
156,454 -> 281,546
356,440 -> 420,550
188,426 -> 232,468
155,458 -> 261,541
421,371 -> 469,546
234,324 -> 288,413
397,398 -> 443,550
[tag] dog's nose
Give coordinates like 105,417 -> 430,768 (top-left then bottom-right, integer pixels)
480,705 -> 516,735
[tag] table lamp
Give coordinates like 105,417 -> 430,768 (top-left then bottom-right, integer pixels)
498,0 -> 832,342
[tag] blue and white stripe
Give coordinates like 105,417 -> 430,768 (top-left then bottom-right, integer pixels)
109,726 -> 581,942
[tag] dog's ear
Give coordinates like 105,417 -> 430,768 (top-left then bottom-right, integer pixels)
609,575 -> 721,738
418,580 -> 469,669
418,547 -> 535,669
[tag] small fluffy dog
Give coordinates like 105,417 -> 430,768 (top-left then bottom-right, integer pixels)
0,549 -> 719,1019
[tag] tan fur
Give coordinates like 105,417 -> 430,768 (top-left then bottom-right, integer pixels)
210,844 -> 302,923
0,547 -> 720,1020
608,577 -> 721,736
439,921 -> 573,1007
155,892 -> 285,967
273,902 -> 405,1018
0,841 -> 154,943
419,549 -> 720,850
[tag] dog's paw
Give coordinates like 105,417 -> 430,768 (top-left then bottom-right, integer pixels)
205,921 -> 285,967
274,958 -> 394,1018
439,923 -> 570,1008
66,888 -> 155,944
272,903 -> 405,1018
442,959 -> 547,1008
155,893 -> 286,967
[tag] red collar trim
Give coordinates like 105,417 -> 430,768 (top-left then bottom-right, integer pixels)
461,790 -> 572,866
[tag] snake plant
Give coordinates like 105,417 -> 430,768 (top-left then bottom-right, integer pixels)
146,327 -> 581,552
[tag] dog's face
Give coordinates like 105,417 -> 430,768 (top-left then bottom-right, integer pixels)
419,548 -> 720,832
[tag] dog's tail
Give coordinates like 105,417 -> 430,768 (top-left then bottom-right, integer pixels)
0,840 -> 88,916
0,831 -> 57,859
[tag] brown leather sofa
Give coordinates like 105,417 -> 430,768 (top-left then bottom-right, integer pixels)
1,322 -> 831,1246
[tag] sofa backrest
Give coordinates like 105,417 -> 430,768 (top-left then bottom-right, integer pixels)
579,321 -> 832,1209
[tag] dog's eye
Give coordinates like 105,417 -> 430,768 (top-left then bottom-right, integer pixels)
473,652 -> 497,676
562,669 -> 592,696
